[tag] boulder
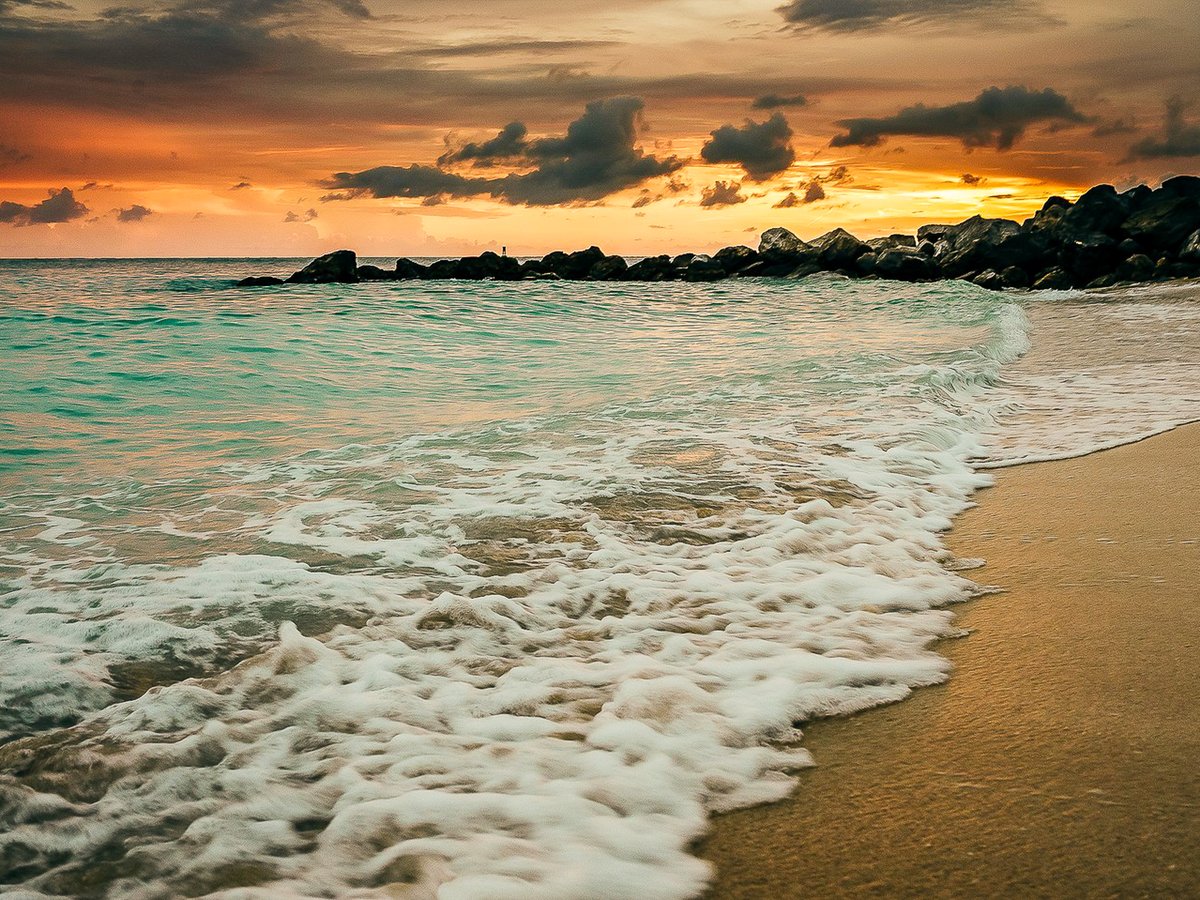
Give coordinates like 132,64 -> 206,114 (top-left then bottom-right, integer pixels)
1121,184 -> 1153,208
542,246 -> 606,279
812,227 -> 870,270
1123,194 -> 1200,253
589,255 -> 629,281
423,259 -> 459,280
1024,202 -> 1067,237
1061,184 -> 1130,236
855,252 -> 878,276
916,240 -> 938,257
935,216 -> 1029,275
236,275 -> 284,287
287,250 -> 358,284
1115,254 -> 1156,282
626,255 -> 674,281
874,247 -> 936,281
395,258 -> 428,279
867,234 -> 917,251
916,224 -> 954,244
972,270 -> 1005,291
713,245 -> 761,274
1160,175 -> 1200,200
684,256 -> 726,282
1059,232 -> 1119,282
1000,266 -> 1031,289
759,227 -> 808,256
1179,229 -> 1200,263
1032,267 -> 1074,290
356,264 -> 395,281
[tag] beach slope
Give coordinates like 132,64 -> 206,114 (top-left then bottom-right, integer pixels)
701,425 -> 1200,897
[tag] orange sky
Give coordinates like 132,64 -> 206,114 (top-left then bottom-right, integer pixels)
0,0 -> 1197,257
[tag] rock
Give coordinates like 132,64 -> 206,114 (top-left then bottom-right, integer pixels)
1087,274 -> 1121,289
874,247 -> 936,281
713,245 -> 760,274
1117,238 -> 1142,257
759,227 -> 808,256
452,251 -> 521,280
1121,184 -> 1153,208
1179,229 -> 1200,263
395,258 -> 428,279
423,259 -> 459,280
236,275 -> 284,287
936,216 -> 1035,276
1032,267 -> 1074,290
811,227 -> 870,270
287,250 -> 358,284
972,270 -> 1005,291
1025,202 -> 1067,237
686,256 -> 720,282
916,224 -> 954,244
1041,195 -> 1072,211
542,246 -> 606,279
1059,232 -> 1119,282
1115,254 -> 1156,282
1000,266 -> 1031,289
626,255 -> 674,281
1062,184 -> 1129,236
1122,194 -> 1200,253
734,260 -> 769,277
867,234 -> 917,251
916,240 -> 938,257
356,264 -> 395,281
855,252 -> 878,275
672,253 -> 701,269
589,255 -> 629,281
785,262 -> 822,279
684,256 -> 727,282
1160,175 -> 1200,200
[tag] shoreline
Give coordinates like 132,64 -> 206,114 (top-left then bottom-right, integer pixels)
699,424 -> 1200,897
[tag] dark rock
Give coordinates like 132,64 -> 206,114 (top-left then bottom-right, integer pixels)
855,252 -> 878,275
811,227 -> 870,270
972,270 -> 1005,291
1087,273 -> 1121,289
356,264 -> 395,281
684,256 -> 726,282
1115,254 -> 1155,282
1123,194 -> 1200,253
626,255 -> 675,281
1032,267 -> 1074,290
785,262 -> 822,279
1160,175 -> 1200,200
287,250 -> 358,284
935,216 -> 1026,275
734,260 -> 769,278
1117,238 -> 1142,257
758,227 -> 809,256
1059,232 -> 1119,282
867,234 -> 917,251
1025,203 -> 1067,237
1121,184 -> 1153,208
1179,229 -> 1200,263
395,258 -> 428,279
452,251 -> 521,280
713,245 -> 761,274
423,259 -> 459,280
236,275 -> 284,287
1000,266 -> 1031,289
1041,195 -> 1072,211
874,248 -> 936,281
672,253 -> 701,269
542,246 -> 605,279
916,240 -> 938,257
589,255 -> 629,281
1062,184 -> 1129,236
916,224 -> 954,244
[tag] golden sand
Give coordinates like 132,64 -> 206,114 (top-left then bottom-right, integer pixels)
701,425 -> 1200,898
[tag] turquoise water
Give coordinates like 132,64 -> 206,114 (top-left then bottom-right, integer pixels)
4,261 -> 1194,898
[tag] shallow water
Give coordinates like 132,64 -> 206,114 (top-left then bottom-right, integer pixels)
1,261 -> 1198,898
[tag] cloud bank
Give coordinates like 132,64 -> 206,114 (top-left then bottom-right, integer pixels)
701,113 -> 795,181
0,187 -> 89,226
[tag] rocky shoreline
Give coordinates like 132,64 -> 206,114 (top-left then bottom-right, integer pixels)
238,177 -> 1200,291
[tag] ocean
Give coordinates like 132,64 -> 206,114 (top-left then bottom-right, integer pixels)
2,260 -> 1199,898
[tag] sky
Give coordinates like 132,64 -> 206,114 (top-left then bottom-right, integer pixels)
0,0 -> 1198,257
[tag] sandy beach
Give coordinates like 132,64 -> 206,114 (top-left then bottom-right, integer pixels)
701,424 -> 1200,898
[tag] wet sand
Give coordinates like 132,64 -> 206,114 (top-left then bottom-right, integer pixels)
701,424 -> 1200,898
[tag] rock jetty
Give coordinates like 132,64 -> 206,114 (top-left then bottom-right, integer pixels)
238,178 -> 1200,291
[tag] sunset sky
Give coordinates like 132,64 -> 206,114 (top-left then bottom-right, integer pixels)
1,0 -> 1198,257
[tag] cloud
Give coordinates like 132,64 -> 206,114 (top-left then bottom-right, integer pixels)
700,113 -> 795,181
831,86 -> 1089,151
960,172 -> 985,185
0,143 -> 30,168
0,187 -> 89,226
230,181 -> 253,190
802,181 -> 826,202
0,0 -> 71,12
284,207 -> 318,222
778,0 -> 1056,32
116,204 -> 154,222
699,180 -> 746,208
774,180 -> 825,206
325,97 -> 683,206
753,93 -> 808,110
1127,97 -> 1200,159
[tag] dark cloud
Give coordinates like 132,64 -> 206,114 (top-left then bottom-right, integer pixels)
0,187 -> 89,226
700,113 -> 795,181
753,93 -> 808,110
230,181 -> 253,190
411,39 -> 614,59
802,181 -> 826,202
699,180 -> 746,208
0,143 -> 30,168
116,204 -> 153,222
283,207 -> 318,222
1128,97 -> 1200,159
831,86 -> 1089,151
960,172 -> 985,185
774,192 -> 800,208
778,0 -> 1056,32
325,97 -> 683,206
0,0 -> 71,12
1092,118 -> 1137,138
